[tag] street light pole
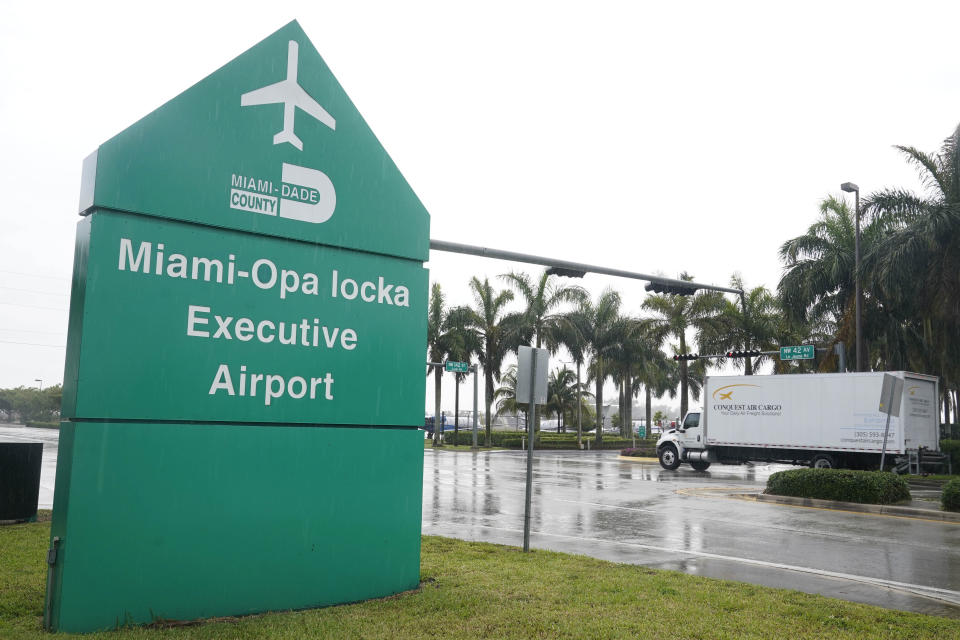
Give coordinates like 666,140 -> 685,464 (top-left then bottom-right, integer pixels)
35,379 -> 43,391
739,292 -> 752,376
841,182 -> 862,372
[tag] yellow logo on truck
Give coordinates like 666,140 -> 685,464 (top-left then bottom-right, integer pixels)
712,384 -> 761,400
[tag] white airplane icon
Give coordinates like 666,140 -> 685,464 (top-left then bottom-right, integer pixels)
241,40 -> 335,150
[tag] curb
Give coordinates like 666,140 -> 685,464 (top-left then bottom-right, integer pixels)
617,455 -> 659,463
749,493 -> 960,522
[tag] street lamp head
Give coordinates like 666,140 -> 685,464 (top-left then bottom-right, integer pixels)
840,182 -> 859,194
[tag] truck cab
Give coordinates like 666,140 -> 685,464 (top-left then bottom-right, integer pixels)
656,409 -> 712,471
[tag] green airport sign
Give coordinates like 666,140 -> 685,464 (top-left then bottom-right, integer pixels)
50,21 -> 431,632
780,345 -> 815,361
444,361 -> 469,373
62,211 -> 427,425
78,20 -> 429,262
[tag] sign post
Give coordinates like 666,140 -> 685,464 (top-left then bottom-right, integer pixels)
517,346 -> 548,552
48,21 -> 429,632
878,373 -> 904,469
472,364 -> 479,449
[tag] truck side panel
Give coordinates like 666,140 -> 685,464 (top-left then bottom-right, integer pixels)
704,372 -> 904,455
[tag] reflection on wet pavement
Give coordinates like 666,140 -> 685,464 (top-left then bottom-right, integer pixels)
423,449 -> 960,618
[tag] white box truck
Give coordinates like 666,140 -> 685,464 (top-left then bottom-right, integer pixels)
655,371 -> 940,471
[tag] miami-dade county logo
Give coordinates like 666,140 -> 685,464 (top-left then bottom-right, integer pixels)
230,40 -> 336,224
711,384 -> 782,417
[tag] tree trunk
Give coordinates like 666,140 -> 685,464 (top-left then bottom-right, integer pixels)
745,355 -> 753,376
645,386 -> 652,440
576,361 -> 583,447
618,380 -> 625,438
624,372 -> 632,438
485,366 -> 494,447
595,358 -> 604,444
433,366 -> 442,445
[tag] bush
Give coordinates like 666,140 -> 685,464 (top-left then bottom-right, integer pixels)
765,469 -> 911,505
25,421 -> 59,429
620,447 -> 657,458
942,478 -> 960,512
940,439 -> 960,470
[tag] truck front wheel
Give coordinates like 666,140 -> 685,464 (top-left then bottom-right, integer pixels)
659,444 -> 681,470
810,453 -> 838,469
690,460 -> 711,472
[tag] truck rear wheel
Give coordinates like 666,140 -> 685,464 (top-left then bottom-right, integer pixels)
658,444 -> 681,470
810,453 -> 837,469
690,460 -> 711,472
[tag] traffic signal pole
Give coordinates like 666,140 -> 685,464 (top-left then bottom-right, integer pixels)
430,240 -> 744,296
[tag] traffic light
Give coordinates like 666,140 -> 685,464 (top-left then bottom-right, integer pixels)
546,266 -> 587,278
645,281 -> 699,296
673,353 -> 699,361
725,350 -> 762,358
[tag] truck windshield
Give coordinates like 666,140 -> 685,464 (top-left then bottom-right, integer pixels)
683,413 -> 700,429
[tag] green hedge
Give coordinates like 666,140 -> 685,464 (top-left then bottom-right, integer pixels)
24,421 -> 59,429
620,447 -> 658,458
443,430 -> 634,450
942,478 -> 960,512
765,469 -> 911,505
940,439 -> 960,470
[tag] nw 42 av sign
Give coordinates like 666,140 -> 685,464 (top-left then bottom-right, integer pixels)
780,345 -> 815,361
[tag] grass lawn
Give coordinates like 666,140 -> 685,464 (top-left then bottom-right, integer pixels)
3,518 -> 959,638
910,474 -> 960,485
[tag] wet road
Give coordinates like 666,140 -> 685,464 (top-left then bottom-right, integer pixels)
9,425 -> 960,617
423,449 -> 960,618
0,425 -> 58,509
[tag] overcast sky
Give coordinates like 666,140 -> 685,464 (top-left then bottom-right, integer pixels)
1,1 -> 957,415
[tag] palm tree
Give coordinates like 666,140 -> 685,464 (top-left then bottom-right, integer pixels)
573,289 -> 624,444
494,365 -> 526,432
500,270 -> 586,349
770,302 -> 835,374
554,309 -> 590,445
697,274 -> 780,375
778,195 -> 887,370
642,275 -> 725,417
426,283 -> 458,445
636,349 -> 676,439
608,317 -> 661,438
542,367 -> 592,433
444,305 -> 481,441
462,277 -> 519,446
865,124 -> 960,420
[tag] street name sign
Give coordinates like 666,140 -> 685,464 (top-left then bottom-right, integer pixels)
48,21 -> 428,633
444,361 -> 469,373
780,345 -> 815,361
